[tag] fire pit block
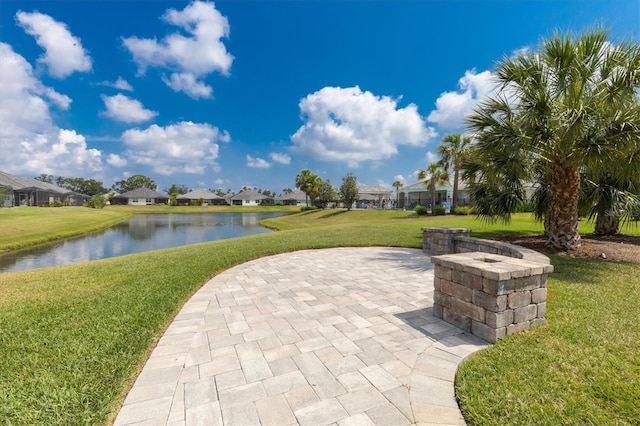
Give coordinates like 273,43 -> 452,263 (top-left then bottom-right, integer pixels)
431,252 -> 553,343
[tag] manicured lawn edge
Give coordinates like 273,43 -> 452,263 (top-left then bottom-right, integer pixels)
0,208 -> 133,253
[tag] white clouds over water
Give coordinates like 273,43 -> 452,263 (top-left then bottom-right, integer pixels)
121,122 -> 229,175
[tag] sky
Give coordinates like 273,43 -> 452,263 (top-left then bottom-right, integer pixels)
0,0 -> 638,194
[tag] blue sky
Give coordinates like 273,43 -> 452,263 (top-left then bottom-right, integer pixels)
1,1 -> 638,194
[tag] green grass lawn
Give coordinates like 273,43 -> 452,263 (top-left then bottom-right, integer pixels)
0,207 -> 638,425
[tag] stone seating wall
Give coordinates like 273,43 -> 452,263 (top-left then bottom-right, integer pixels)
422,227 -> 553,343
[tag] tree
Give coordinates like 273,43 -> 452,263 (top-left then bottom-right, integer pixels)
282,188 -> 293,194
318,180 -> 337,209
112,175 -> 157,193
581,169 -> 640,235
392,180 -> 404,208
417,163 -> 449,214
164,184 -> 190,196
339,173 -> 359,211
55,177 -> 107,196
86,195 -> 107,209
0,185 -> 11,205
211,188 -> 227,197
466,27 -> 640,250
34,174 -> 54,183
79,179 -> 108,197
295,169 -> 322,206
437,133 -> 472,211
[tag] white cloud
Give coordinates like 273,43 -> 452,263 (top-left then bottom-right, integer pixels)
393,174 -> 406,183
427,70 -> 496,130
106,153 -> 127,167
100,77 -> 134,91
17,129 -> 102,175
16,11 -> 92,78
162,72 -> 212,99
120,121 -> 229,175
269,152 -> 291,165
291,86 -> 437,168
213,178 -> 230,186
376,179 -> 392,189
0,43 -> 68,139
425,151 -> 439,164
43,87 -> 72,109
247,155 -> 271,168
122,1 -> 233,98
0,42 -> 101,176
101,94 -> 158,123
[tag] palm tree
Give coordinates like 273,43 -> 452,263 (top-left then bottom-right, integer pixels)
437,133 -> 472,211
466,27 -> 640,250
392,180 -> 403,208
581,169 -> 640,235
417,163 -> 449,214
295,169 -> 322,207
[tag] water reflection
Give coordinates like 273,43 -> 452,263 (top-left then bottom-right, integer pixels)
0,212 -> 282,273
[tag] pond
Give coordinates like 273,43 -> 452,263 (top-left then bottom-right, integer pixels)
0,212 -> 284,273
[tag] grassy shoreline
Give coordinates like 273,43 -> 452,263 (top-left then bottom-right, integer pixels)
0,208 -> 638,424
0,205 -> 299,253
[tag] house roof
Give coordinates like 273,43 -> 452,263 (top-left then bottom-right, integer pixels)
402,181 -> 428,191
177,189 -> 222,200
0,170 -> 68,193
357,185 -> 392,195
229,189 -> 270,201
113,187 -> 169,199
274,191 -> 307,202
401,180 -> 469,192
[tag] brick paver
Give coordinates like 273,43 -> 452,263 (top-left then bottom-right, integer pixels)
114,247 -> 488,425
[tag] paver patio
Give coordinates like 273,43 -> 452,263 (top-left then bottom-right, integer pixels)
114,247 -> 488,425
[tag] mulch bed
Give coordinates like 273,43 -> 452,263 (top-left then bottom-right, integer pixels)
498,234 -> 640,263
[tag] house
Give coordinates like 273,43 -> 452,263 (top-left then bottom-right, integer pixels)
399,180 -> 537,210
356,186 -> 392,209
399,181 -> 458,210
111,187 -> 169,205
0,170 -> 89,207
176,189 -> 226,206
274,191 -> 308,206
228,189 -> 272,206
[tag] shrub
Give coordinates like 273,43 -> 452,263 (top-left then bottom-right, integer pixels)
45,200 -> 64,207
414,205 -> 428,215
454,206 -> 473,215
86,195 -> 106,209
516,201 -> 535,213
433,206 -> 446,215
300,205 -> 318,212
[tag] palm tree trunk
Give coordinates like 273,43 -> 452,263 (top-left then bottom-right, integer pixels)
546,160 -> 581,250
430,185 -> 436,214
594,213 -> 620,235
452,169 -> 459,211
